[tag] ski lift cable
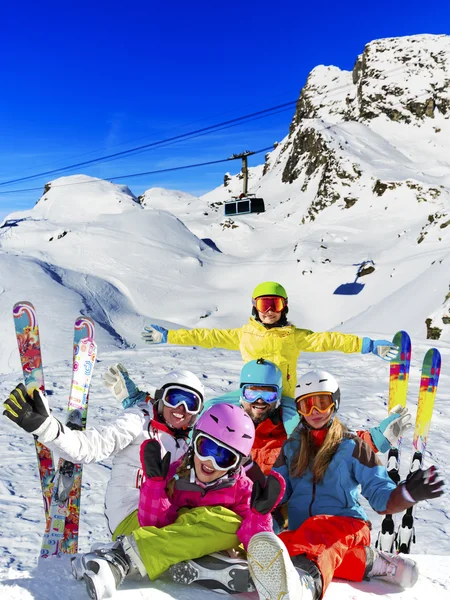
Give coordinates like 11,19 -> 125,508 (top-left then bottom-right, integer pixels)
0,103 -> 297,188
0,146 -> 274,195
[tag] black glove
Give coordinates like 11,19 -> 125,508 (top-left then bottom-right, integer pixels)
405,466 -> 444,502
251,473 -> 283,515
140,439 -> 171,479
3,383 -> 50,433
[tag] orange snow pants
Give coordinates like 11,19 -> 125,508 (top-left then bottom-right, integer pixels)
278,515 -> 371,597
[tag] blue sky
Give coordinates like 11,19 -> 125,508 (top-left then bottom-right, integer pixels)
0,0 -> 448,220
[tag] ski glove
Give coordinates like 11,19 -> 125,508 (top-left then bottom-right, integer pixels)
404,466 -> 445,502
104,363 -> 146,408
141,324 -> 168,345
140,439 -> 171,480
361,337 -> 399,361
250,471 -> 286,515
3,383 -> 51,434
369,404 -> 413,453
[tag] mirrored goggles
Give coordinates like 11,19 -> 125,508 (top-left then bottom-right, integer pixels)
241,384 -> 280,404
296,393 -> 334,417
252,295 -> 287,313
161,386 -> 203,415
194,433 -> 241,471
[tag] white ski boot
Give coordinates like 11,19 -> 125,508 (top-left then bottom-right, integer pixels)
71,537 -> 146,599
365,547 -> 419,588
167,552 -> 255,594
247,532 -> 316,600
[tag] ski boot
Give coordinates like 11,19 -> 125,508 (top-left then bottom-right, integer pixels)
167,551 -> 255,594
71,536 -> 146,599
247,532 -> 315,600
365,546 -> 419,588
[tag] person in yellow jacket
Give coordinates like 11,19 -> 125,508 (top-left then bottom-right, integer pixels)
142,281 -> 398,399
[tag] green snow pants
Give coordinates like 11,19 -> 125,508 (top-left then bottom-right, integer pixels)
113,506 -> 243,580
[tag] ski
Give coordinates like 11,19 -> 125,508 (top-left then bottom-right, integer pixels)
62,317 -> 96,554
396,347 -> 441,554
13,301 -> 55,522
376,330 -> 411,552
41,320 -> 96,558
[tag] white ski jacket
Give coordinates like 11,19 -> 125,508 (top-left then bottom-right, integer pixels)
37,401 -> 189,535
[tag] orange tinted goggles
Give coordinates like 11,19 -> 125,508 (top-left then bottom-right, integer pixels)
296,393 -> 334,417
253,296 -> 287,313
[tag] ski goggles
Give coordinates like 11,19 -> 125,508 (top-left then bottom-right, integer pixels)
194,433 -> 241,471
160,386 -> 203,415
241,384 -> 280,404
296,393 -> 334,417
252,295 -> 287,313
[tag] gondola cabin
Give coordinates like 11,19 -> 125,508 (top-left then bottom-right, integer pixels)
224,195 -> 265,216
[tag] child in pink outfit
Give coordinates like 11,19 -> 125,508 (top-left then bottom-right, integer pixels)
138,402 -> 285,551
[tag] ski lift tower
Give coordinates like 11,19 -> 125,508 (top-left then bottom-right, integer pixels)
224,151 -> 265,216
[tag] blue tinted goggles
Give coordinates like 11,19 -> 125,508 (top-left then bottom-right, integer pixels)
161,386 -> 203,415
194,433 -> 240,471
241,384 -> 280,404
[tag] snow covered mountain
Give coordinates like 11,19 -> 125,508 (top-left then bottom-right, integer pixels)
1,35 -> 449,375
0,32 -> 450,600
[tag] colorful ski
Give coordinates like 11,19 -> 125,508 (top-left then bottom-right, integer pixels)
41,328 -> 97,558
13,302 -> 55,521
388,331 -> 412,412
376,331 -> 411,552
61,316 -> 96,554
396,347 -> 441,554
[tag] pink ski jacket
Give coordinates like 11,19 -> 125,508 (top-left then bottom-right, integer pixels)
138,458 -> 285,549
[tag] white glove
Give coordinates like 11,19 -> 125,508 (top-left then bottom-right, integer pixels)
141,324 -> 168,345
104,363 -> 138,403
383,404 -> 413,446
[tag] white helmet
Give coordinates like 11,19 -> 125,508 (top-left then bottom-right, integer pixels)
155,370 -> 205,427
295,370 -> 340,411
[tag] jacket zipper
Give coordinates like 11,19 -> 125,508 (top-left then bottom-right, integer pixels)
308,478 -> 316,517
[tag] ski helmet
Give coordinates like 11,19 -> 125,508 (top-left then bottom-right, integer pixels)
194,403 -> 255,457
295,370 -> 340,412
240,358 -> 283,407
252,282 -> 287,300
155,370 -> 205,425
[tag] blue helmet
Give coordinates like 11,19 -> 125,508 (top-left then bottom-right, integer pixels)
240,358 -> 283,407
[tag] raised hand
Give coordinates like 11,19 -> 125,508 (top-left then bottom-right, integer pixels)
362,338 -> 399,362
405,466 -> 444,502
141,324 -> 168,345
140,439 -> 171,479
104,363 -> 140,404
3,383 -> 50,433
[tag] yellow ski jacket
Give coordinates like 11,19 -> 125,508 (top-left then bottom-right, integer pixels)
168,318 -> 362,398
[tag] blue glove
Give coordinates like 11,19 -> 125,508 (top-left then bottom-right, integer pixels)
361,337 -> 399,361
141,324 -> 168,345
369,404 -> 412,453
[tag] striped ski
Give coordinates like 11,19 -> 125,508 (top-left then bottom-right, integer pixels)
41,319 -> 96,558
13,301 -> 55,522
396,347 -> 441,554
376,330 -> 411,552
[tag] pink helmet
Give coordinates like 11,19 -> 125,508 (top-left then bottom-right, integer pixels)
194,403 -> 255,456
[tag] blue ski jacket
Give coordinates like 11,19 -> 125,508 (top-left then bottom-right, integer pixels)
274,427 -> 396,531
